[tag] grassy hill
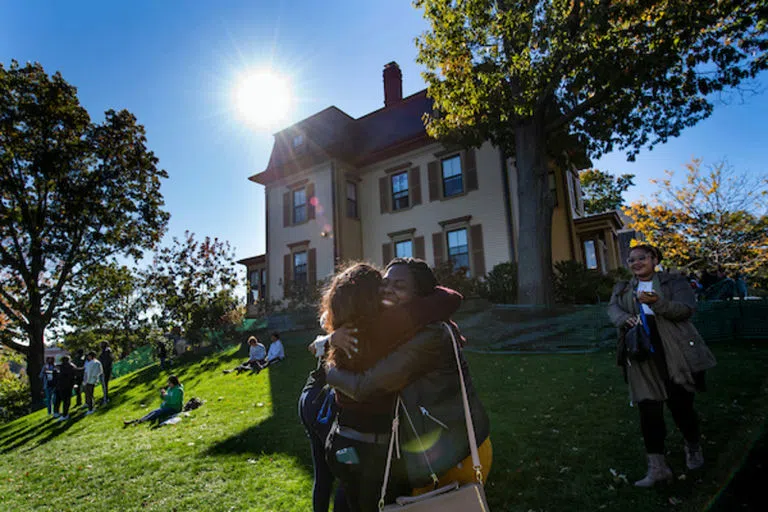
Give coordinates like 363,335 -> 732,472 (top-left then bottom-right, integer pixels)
1,331 -> 766,511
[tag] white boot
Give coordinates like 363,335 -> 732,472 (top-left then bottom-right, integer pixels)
634,453 -> 673,487
684,442 -> 704,470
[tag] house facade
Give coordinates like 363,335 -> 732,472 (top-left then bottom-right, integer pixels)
240,62 -> 623,311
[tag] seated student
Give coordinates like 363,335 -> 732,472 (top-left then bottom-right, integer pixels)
223,336 -> 266,374
263,332 -> 285,366
124,375 -> 184,426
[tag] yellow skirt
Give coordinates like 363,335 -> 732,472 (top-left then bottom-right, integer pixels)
412,437 -> 493,496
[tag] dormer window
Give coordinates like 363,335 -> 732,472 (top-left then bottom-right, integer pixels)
292,134 -> 304,148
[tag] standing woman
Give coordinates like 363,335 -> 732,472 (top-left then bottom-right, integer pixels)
608,244 -> 717,487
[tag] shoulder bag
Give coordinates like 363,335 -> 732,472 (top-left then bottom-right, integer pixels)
379,322 -> 490,511
624,297 -> 655,362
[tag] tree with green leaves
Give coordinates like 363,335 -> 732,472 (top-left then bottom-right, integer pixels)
61,262 -> 150,358
414,0 -> 768,304
0,61 -> 169,405
624,159 -> 768,280
579,169 -> 635,214
142,232 -> 241,345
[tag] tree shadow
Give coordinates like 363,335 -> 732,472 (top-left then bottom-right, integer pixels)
202,353 -> 314,468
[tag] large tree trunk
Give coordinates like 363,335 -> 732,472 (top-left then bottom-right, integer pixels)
514,117 -> 555,305
26,319 -> 46,410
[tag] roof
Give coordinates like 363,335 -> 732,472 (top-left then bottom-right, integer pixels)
574,210 -> 625,231
251,91 -> 434,184
237,254 -> 266,266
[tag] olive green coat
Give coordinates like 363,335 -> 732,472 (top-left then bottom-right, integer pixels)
607,272 -> 716,402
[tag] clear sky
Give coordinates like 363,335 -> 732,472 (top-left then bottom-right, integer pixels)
3,0 -> 767,263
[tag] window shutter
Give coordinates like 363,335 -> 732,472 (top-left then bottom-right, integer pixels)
427,161 -> 440,201
306,183 -> 315,220
432,232 -> 444,267
283,192 -> 291,227
382,242 -> 393,265
379,177 -> 390,214
414,236 -> 425,260
308,248 -> 317,284
464,148 -> 478,191
470,224 -> 486,277
283,254 -> 292,297
409,166 -> 421,206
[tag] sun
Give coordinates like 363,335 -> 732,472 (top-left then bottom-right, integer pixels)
234,69 -> 292,129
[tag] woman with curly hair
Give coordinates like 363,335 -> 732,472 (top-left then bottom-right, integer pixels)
299,262 -> 462,512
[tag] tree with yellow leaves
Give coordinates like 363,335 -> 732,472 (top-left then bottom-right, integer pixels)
624,159 -> 768,285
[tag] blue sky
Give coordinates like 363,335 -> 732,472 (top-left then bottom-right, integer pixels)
3,0 -> 767,263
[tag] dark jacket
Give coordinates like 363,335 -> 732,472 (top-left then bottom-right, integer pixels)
326,322 -> 490,485
99,348 -> 113,376
57,361 -> 76,391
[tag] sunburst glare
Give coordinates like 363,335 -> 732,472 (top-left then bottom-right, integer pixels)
233,69 -> 293,129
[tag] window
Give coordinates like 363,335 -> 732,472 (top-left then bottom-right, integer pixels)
292,134 -> 304,148
249,269 -> 266,303
447,228 -> 470,273
346,181 -> 358,218
293,251 -> 308,284
584,240 -> 598,270
395,239 -> 413,259
391,172 -> 409,210
293,188 -> 307,224
441,155 -> 463,197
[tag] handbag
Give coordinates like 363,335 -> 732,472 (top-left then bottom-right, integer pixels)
624,297 -> 655,362
379,322 -> 490,511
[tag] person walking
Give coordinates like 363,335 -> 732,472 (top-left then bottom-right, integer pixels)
54,356 -> 77,421
83,351 -> 103,415
608,244 -> 717,487
99,341 -> 114,404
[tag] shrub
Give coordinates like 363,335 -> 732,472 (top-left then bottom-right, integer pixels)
0,363 -> 31,424
481,262 -> 518,304
433,262 -> 482,297
553,260 -> 619,304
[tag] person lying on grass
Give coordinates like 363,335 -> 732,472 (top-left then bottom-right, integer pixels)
124,375 -> 185,426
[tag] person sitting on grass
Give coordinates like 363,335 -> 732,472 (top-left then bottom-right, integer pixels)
223,336 -> 266,374
254,332 -> 285,373
124,375 -> 185,426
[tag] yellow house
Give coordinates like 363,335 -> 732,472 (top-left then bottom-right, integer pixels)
240,62 -> 624,309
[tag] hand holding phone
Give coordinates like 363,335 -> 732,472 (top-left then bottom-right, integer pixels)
335,447 -> 360,465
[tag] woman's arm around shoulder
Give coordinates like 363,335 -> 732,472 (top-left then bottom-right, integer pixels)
325,323 -> 446,401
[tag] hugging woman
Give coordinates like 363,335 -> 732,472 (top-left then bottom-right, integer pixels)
322,258 -> 491,511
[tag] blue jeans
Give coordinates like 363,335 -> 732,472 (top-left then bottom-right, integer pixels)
44,387 -> 56,415
299,383 -> 348,512
139,406 -> 177,424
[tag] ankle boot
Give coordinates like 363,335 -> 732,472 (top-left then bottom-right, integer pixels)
684,442 -> 704,470
634,453 -> 673,487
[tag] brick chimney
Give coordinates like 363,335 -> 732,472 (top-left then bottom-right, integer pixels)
383,62 -> 403,107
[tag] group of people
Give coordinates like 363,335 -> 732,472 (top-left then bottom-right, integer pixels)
296,247 -> 717,510
40,341 -> 114,421
687,266 -> 748,300
224,332 -> 285,375
298,258 -> 490,511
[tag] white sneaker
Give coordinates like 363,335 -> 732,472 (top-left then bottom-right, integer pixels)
58,415 -> 70,421
85,410 -> 95,416
53,413 -> 61,418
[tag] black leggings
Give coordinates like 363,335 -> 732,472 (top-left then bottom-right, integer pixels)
637,316 -> 701,454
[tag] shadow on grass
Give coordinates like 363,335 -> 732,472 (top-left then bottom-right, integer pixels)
202,355 -> 313,467
0,408 -> 94,454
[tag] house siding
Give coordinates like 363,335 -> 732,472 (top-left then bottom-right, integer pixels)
265,163 -> 336,299
359,141 -> 511,274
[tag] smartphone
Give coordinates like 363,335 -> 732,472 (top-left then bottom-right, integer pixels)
644,291 -> 657,296
335,447 -> 360,465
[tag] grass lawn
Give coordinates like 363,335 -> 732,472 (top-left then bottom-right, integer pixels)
1,331 -> 766,511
